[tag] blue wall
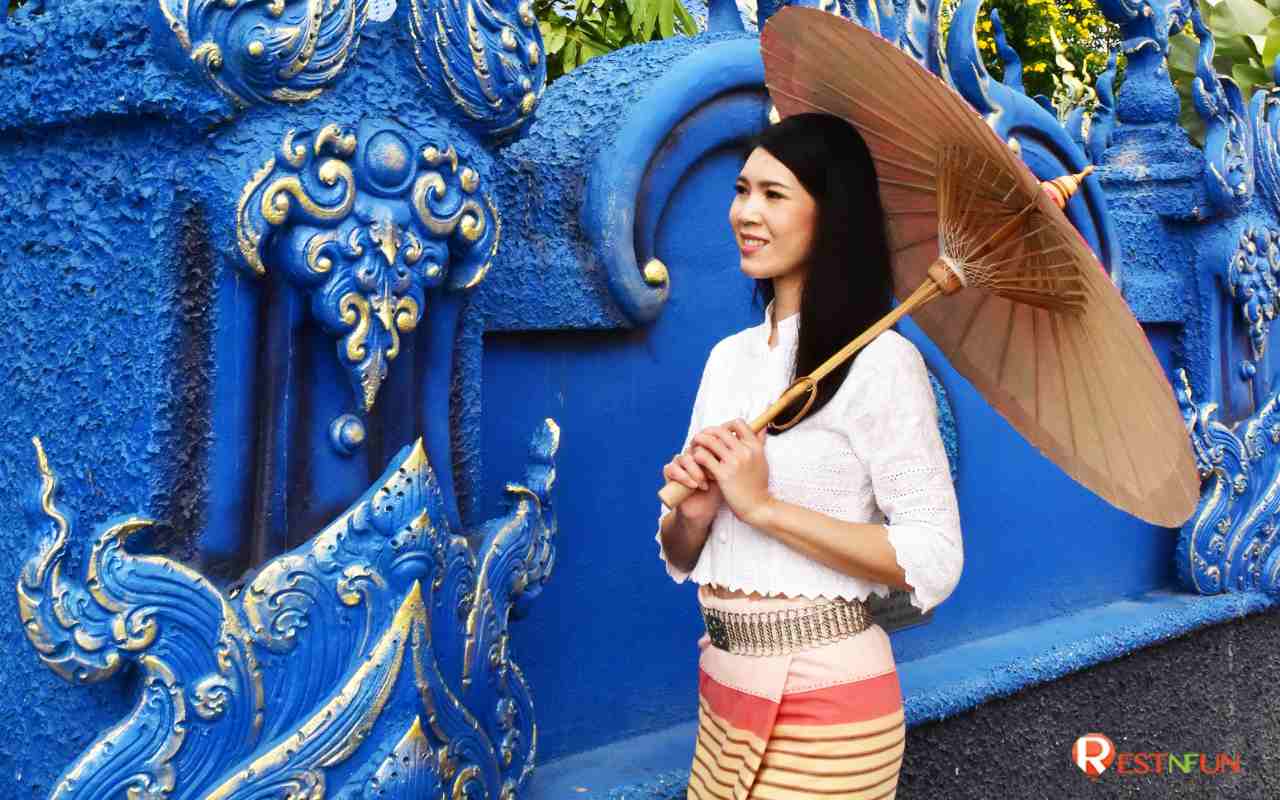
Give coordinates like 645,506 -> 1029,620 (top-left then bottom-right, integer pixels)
4,0 -> 1280,792
479,123 -> 1185,760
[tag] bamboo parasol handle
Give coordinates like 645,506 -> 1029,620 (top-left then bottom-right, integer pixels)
657,272 -> 949,509
658,165 -> 1093,511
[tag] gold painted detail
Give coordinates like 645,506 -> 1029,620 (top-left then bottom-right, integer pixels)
365,718 -> 443,795
234,122 -> 501,423
643,258 -> 669,287
18,423 -> 560,797
1174,368 -> 1280,596
18,438 -> 266,799
1227,227 -> 1280,363
408,0 -> 546,139
154,0 -> 370,108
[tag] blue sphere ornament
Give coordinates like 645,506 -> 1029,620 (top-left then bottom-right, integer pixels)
330,413 -> 368,456
363,131 -> 415,195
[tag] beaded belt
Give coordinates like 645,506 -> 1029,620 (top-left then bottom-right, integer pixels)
701,598 -> 872,657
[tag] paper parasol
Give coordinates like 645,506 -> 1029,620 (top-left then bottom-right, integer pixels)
757,7 -> 1199,527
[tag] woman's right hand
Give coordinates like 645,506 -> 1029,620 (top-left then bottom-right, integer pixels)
663,446 -> 724,527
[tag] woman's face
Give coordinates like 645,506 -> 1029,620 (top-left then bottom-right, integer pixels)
729,147 -> 819,283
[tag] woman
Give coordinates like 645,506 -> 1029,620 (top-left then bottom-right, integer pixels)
656,112 -> 964,800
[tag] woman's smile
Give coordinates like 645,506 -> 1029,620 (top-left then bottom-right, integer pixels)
739,234 -> 770,255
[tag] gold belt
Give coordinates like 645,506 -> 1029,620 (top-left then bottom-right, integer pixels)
701,598 -> 872,656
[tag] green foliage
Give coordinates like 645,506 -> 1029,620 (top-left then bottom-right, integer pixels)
942,0 -> 1118,101
1168,0 -> 1280,144
535,0 -> 701,81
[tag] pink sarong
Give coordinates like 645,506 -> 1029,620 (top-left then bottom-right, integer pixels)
689,586 -> 905,800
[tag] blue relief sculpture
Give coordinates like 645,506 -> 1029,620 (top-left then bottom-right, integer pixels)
17,418 -> 558,798
988,9 -> 1025,95
149,0 -> 372,107
11,0 -> 1280,790
841,0 -> 940,72
1226,227 -> 1280,378
1250,74 -> 1280,221
409,0 -> 547,139
146,0 -> 546,137
581,38 -> 768,326
1247,55 -> 1280,225
1188,2 -> 1254,218
1076,54 -> 1119,165
236,120 -> 499,446
945,0 -> 1119,278
1175,370 -> 1280,595
746,0 -> 939,70
1096,0 -> 1192,125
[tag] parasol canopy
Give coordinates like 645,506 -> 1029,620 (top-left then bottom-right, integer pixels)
758,7 -> 1199,527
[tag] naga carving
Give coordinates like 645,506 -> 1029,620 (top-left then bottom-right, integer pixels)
1175,370 -> 1280,595
17,419 -> 558,798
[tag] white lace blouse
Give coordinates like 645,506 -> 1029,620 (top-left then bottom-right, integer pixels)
656,303 -> 964,613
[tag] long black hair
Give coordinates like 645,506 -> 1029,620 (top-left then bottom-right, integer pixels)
746,113 -> 895,434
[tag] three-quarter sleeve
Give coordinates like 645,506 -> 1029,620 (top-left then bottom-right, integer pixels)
848,334 -> 964,613
654,343 -> 722,583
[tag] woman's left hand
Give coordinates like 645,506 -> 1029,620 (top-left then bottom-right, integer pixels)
690,419 -> 773,526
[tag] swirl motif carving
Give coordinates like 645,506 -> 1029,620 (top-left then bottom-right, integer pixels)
236,121 -> 500,442
1175,370 -> 1280,595
1188,3 -> 1254,217
17,419 -> 559,798
154,0 -> 371,107
409,0 -> 546,139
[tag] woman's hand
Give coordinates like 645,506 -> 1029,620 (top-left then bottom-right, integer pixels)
690,419 -> 774,526
662,445 -> 724,528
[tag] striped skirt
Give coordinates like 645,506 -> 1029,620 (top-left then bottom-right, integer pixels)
687,586 -> 905,800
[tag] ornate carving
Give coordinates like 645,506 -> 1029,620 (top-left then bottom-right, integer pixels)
154,0 -> 371,107
1097,0 -> 1190,56
944,0 -> 1119,277
18,419 -> 559,797
236,121 -> 500,442
17,438 -> 266,798
1175,370 -> 1280,595
1188,3 -> 1254,217
1226,228 -> 1280,374
1250,62 -> 1280,220
841,0 -> 941,71
1096,0 -> 1192,125
409,0 -> 546,139
1081,54 -> 1119,164
989,8 -> 1025,95
349,718 -> 447,797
